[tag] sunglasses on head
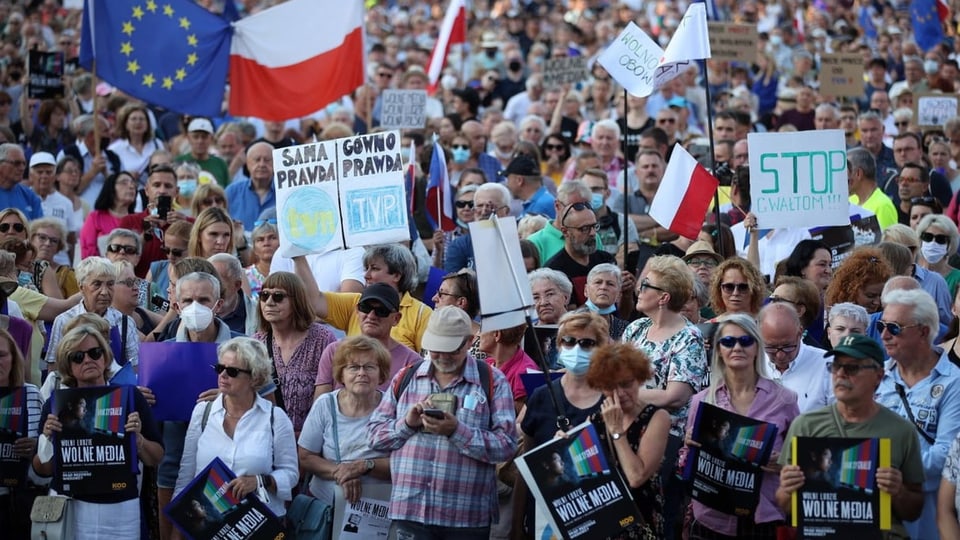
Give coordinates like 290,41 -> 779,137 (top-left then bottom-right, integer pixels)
720,282 -> 750,294
560,201 -> 591,226
875,320 -> 920,336
717,335 -> 756,348
160,246 -> 186,257
214,364 -> 252,377
107,244 -> 138,255
357,301 -> 393,317
259,291 -> 287,303
910,196 -> 936,205
455,200 -> 474,209
558,335 -> 598,350
0,222 -> 24,233
254,218 -> 277,228
920,232 -> 949,245
69,346 -> 104,364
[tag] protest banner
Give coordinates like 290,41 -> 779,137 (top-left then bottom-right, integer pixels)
0,387 -> 29,488
165,457 -> 284,540
543,57 -> 588,87
469,216 -> 534,332
597,21 -> 664,97
820,54 -> 865,98
380,89 -> 427,129
273,131 -> 410,258
748,130 -> 850,229
53,386 -> 137,497
792,437 -> 891,539
811,212 -> 881,269
138,343 -> 219,422
683,403 -> 778,516
915,93 -> 959,128
516,421 -> 643,540
27,50 -> 66,99
707,23 -> 757,63
332,482 -> 392,539
523,324 -> 559,372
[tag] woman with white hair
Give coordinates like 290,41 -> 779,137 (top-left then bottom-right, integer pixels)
917,214 -> 960,295
581,263 -> 627,339
826,302 -> 870,349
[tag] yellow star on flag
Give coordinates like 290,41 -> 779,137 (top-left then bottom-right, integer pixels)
120,42 -> 134,56
132,6 -> 145,20
146,0 -> 157,12
122,21 -> 135,36
175,68 -> 187,81
179,17 -> 190,30
127,60 -> 141,74
162,77 -> 174,90
187,53 -> 198,66
187,34 -> 198,47
143,73 -> 156,87
163,4 -> 174,16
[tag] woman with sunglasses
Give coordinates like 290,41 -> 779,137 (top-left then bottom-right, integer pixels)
540,133 -> 571,187
825,247 -> 893,315
916,214 -> 960,295
145,220 -> 192,307
254,271 -> 334,435
431,185 -> 476,270
709,257 -> 767,318
517,312 -> 608,537
623,255 -> 708,539
0,208 -> 28,244
246,219 -> 279,301
176,338 -> 298,524
683,314 -> 799,539
35,324 -> 163,537
81,171 -> 138,258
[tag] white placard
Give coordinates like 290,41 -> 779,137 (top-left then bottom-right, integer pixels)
380,89 -> 427,129
747,130 -> 849,230
596,22 -> 664,97
332,483 -> 392,539
470,216 -> 534,332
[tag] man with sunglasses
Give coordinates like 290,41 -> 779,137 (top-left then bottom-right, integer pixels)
544,202 -> 614,307
775,334 -> 924,539
874,288 -> 960,539
887,133 -> 952,212
0,143 -> 42,220
226,141 -> 276,232
759,303 -> 831,413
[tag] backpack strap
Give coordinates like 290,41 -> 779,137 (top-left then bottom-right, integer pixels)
392,360 -> 424,401
200,399 -> 214,432
327,393 -> 341,462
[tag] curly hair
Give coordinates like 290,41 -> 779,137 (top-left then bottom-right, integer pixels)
585,342 -> 653,391
709,257 -> 766,316
824,247 -> 892,312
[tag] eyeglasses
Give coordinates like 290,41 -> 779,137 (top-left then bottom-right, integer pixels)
895,121 -> 910,127
33,233 -> 60,245
686,257 -> 717,268
117,278 -> 138,288
259,291 -> 288,303
768,295 -> 797,305
639,279 -> 666,293
920,232 -> 949,245
377,72 -> 393,79
254,218 -> 277,228
455,200 -> 474,209
201,197 -> 225,206
107,244 -> 138,255
160,246 -> 186,257
721,282 -> 750,294
558,335 -> 598,350
69,347 -> 104,364
344,364 -> 380,374
0,222 -> 24,233
566,222 -> 599,234
717,335 -> 757,348
545,144 -> 565,151
451,144 -> 469,150
875,320 -> 921,336
828,362 -> 878,376
897,174 -> 922,184
435,290 -> 462,300
657,118 -> 676,124
764,343 -> 798,356
214,364 -> 252,377
1,159 -> 25,167
357,301 -> 393,317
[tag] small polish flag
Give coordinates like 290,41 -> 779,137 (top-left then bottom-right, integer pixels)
649,144 -> 719,240
427,0 -> 467,94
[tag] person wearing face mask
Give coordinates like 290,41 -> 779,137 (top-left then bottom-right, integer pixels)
174,161 -> 201,213
581,168 -> 640,263
917,214 -> 960,296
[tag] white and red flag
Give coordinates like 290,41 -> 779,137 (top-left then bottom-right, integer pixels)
426,0 -> 467,94
649,144 -> 719,239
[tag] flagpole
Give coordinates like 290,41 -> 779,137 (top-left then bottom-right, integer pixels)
621,88 -> 630,272
91,60 -> 101,156
700,59 -> 725,258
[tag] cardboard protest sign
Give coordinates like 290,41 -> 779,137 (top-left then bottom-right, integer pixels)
748,130 -> 849,229
469,216 -> 534,332
0,387 -> 29,488
792,437 -> 891,539
707,23 -> 757,63
380,89 -> 427,129
28,50 -> 66,99
915,93 -> 959,128
165,457 -> 284,540
273,131 -> 410,258
332,482 -> 392,539
597,22 -> 664,97
683,403 -> 778,516
820,54 -> 864,98
516,422 -> 642,540
53,386 -> 138,497
543,57 -> 588,87
138,343 -> 219,422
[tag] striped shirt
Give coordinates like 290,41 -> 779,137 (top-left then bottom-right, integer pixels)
367,356 -> 517,528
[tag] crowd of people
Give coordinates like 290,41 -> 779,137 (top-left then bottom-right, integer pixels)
1,0 -> 960,539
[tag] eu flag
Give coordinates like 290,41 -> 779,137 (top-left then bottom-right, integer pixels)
79,0 -> 232,116
911,0 -> 945,52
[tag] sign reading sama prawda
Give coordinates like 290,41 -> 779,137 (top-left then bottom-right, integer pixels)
747,130 -> 849,230
272,131 -> 409,257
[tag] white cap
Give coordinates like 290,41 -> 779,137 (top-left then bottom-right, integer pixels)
29,152 -> 56,168
187,118 -> 214,134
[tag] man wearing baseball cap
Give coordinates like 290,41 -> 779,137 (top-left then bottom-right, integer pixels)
502,154 -> 555,219
175,117 -> 228,187
30,151 -> 79,264
369,306 -> 517,537
775,333 -> 924,538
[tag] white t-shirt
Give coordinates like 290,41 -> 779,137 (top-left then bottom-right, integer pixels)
270,247 -> 365,293
38,190 -> 80,265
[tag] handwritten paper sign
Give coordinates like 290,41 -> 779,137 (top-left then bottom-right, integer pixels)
707,23 -> 757,63
748,130 -> 849,230
273,131 -> 410,258
543,57 -> 588,87
915,93 -> 959,128
597,21 -> 664,97
380,89 -> 427,129
820,54 -> 864,98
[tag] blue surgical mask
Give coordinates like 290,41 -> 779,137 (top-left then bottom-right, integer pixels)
590,193 -> 604,211
557,345 -> 593,375
178,179 -> 197,198
456,218 -> 469,228
452,147 -> 470,164
17,271 -> 32,288
585,299 -> 616,315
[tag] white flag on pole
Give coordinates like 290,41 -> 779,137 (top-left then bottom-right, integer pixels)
654,3 -> 712,88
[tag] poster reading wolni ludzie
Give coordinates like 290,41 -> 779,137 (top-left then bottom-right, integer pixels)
165,457 -> 283,540
748,129 -> 850,230
684,403 -> 778,516
515,421 -> 641,540
0,387 -> 29,487
792,437 -> 891,539
53,386 -> 137,496
273,131 -> 410,258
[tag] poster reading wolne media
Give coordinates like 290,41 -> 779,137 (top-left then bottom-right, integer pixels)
165,457 -> 284,540
0,387 -> 29,487
53,386 -> 138,496
684,403 -> 778,516
792,437 -> 891,539
515,421 -> 642,540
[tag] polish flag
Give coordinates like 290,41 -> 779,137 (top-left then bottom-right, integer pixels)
427,0 -> 467,94
938,0 -> 950,22
229,0 -> 364,120
425,139 -> 456,232
649,144 -> 719,240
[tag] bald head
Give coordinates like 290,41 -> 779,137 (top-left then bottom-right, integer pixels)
882,275 -> 921,297
759,302 -> 803,371
759,302 -> 802,331
246,141 -> 274,185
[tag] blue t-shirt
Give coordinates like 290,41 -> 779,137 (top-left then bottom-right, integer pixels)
0,184 -> 43,220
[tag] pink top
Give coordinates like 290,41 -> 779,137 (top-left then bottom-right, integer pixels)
315,338 -> 422,392
80,210 -> 121,258
485,347 -> 538,401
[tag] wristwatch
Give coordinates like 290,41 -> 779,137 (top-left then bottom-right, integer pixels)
363,459 -> 375,474
611,432 -> 622,441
